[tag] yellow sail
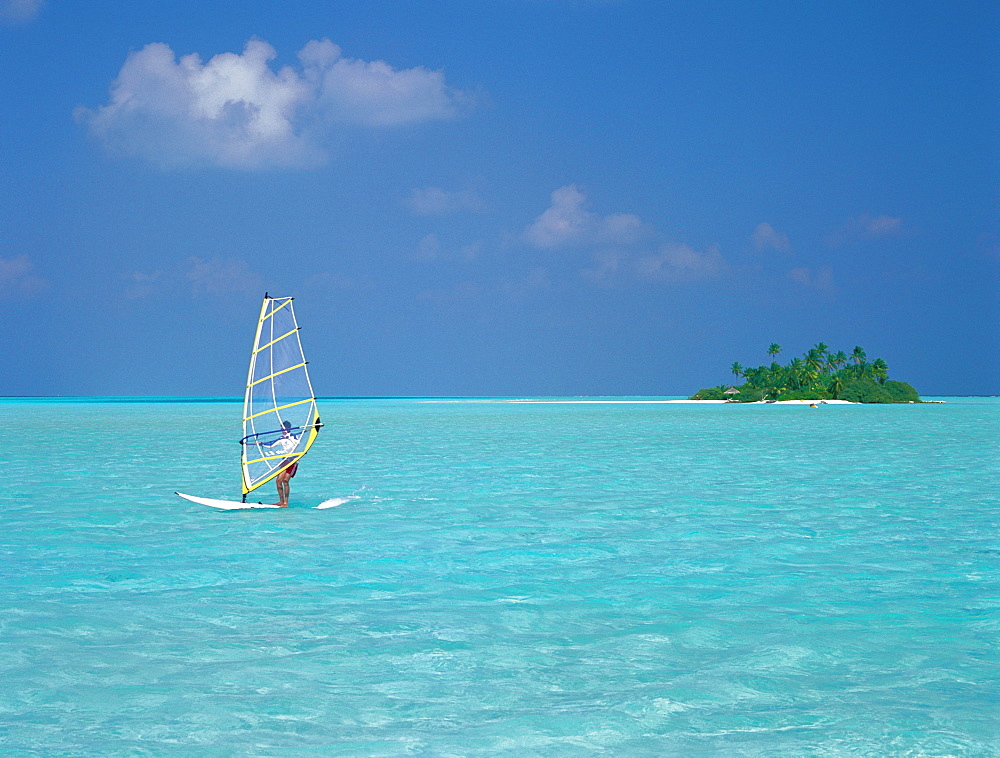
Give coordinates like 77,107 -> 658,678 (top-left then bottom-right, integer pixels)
240,294 -> 321,496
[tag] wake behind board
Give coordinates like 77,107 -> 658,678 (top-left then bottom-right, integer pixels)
315,496 -> 356,509
176,492 -> 281,510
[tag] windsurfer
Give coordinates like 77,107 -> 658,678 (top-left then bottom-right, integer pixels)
266,420 -> 299,507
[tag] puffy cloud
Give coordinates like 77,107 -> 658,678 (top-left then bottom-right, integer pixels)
526,185 -> 725,285
752,222 -> 791,252
77,38 -> 471,169
186,257 -> 262,296
300,39 -> 467,127
525,185 -> 589,248
1,0 -> 43,22
525,185 -> 646,250
0,254 -> 48,297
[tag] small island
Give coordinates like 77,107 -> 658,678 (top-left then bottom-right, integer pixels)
691,343 -> 921,403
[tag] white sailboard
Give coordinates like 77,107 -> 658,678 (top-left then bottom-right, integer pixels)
178,293 -> 322,510
176,492 -> 281,510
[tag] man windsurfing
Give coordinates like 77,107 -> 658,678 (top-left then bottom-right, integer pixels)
264,420 -> 299,507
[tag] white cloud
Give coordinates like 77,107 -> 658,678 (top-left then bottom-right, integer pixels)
0,254 -> 47,297
635,243 -> 726,283
301,39 -> 468,127
77,38 -> 471,169
829,213 -> 908,245
585,244 -> 725,287
860,214 -> 903,237
525,185 -> 646,250
1,0 -> 43,22
752,222 -> 791,252
405,186 -> 484,216
526,185 -> 725,285
187,257 -> 262,296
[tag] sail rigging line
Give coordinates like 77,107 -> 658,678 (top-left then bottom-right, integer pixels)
260,296 -> 293,320
248,361 -> 308,388
244,397 -> 314,421
253,327 -> 299,354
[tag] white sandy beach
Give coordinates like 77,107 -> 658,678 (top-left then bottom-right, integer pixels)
669,399 -> 857,404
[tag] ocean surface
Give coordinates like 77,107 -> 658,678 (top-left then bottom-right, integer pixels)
2,397 -> 998,756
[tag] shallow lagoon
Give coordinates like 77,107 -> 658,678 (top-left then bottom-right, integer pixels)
2,397 -> 998,755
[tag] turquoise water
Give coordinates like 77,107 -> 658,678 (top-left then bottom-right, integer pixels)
2,398 -> 998,755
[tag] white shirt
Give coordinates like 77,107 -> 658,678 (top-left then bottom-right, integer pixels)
269,433 -> 298,455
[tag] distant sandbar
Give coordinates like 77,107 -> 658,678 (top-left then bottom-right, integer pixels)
504,399 -> 859,405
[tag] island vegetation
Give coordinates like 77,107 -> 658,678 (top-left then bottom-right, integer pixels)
690,343 -> 921,403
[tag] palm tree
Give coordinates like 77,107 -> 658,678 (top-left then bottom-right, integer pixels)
828,371 -> 847,399
813,343 -> 830,376
764,362 -> 781,390
767,343 -> 782,359
804,348 -> 824,376
850,346 -> 867,378
730,362 -> 744,379
870,358 -> 888,384
788,358 -> 806,389
832,350 -> 848,370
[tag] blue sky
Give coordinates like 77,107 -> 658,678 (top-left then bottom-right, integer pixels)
2,0 -> 997,396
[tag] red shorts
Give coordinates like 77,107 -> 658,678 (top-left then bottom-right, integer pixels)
282,461 -> 298,478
